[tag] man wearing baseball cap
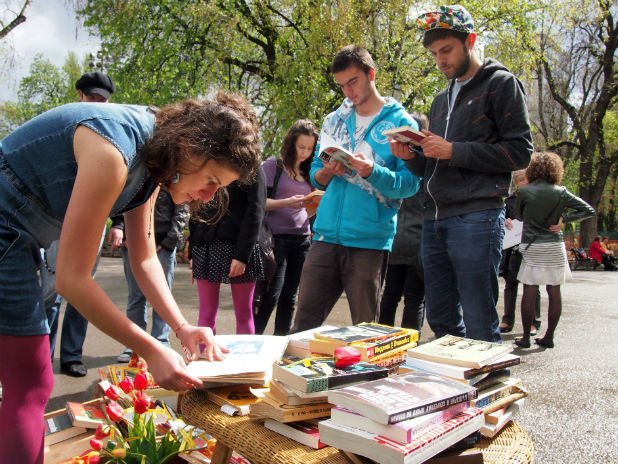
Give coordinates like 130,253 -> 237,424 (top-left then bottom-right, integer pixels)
390,5 -> 533,342
75,71 -> 116,102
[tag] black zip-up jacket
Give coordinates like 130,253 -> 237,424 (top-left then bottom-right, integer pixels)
406,58 -> 533,220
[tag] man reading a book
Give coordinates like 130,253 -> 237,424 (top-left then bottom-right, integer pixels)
290,45 -> 421,332
390,5 -> 533,342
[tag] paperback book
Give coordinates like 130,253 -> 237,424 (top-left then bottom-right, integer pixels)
272,357 -> 389,393
310,330 -> 418,361
285,325 -> 338,359
304,190 -> 325,217
382,126 -> 427,146
249,390 -> 333,423
268,379 -> 329,406
317,132 -> 356,175
404,352 -> 520,380
406,335 -> 513,368
44,408 -> 87,446
326,371 -> 477,425
264,419 -> 326,449
314,322 -> 408,346
480,399 -> 524,438
66,398 -> 106,428
471,377 -> 523,408
319,408 -> 484,464
330,401 -> 469,444
206,384 -> 266,416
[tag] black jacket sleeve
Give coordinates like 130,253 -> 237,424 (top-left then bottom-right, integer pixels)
233,168 -> 267,264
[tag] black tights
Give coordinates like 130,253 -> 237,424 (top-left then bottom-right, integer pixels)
521,284 -> 561,342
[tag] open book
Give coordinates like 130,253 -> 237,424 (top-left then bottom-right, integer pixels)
382,126 -> 426,146
303,190 -> 325,216
318,132 -> 355,175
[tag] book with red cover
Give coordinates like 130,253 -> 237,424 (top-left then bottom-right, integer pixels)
382,126 -> 426,146
264,419 -> 327,449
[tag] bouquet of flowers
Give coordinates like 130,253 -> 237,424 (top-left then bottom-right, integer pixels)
72,369 -> 215,464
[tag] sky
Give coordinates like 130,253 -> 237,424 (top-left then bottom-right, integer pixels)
1,0 -> 100,102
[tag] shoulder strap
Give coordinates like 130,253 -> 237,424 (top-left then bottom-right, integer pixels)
267,160 -> 284,199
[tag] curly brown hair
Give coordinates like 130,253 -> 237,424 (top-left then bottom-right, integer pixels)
525,151 -> 564,185
280,119 -> 318,180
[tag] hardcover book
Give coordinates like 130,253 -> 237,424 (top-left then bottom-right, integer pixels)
404,353 -> 520,380
264,419 -> 327,449
330,401 -> 469,444
406,335 -> 513,368
272,357 -> 389,393
319,408 -> 484,464
381,126 -> 426,146
66,398 -> 106,428
248,390 -> 333,423
326,371 -> 477,425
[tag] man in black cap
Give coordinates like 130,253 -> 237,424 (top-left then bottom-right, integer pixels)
75,71 -> 116,103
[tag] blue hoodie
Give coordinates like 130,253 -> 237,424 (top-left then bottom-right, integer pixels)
311,97 -> 421,250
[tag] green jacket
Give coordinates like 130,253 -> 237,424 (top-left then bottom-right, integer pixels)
515,180 -> 595,243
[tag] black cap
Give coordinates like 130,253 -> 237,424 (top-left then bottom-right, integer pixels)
75,72 -> 116,100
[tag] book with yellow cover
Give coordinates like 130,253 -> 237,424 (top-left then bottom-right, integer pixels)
310,329 -> 418,361
313,323 -> 409,346
206,384 -> 266,416
249,390 -> 333,423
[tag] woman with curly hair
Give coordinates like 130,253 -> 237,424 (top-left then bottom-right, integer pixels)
254,119 -> 318,335
0,92 -> 261,463
514,152 -> 594,349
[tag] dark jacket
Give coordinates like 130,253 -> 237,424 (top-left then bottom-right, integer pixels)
389,189 -> 424,267
515,180 -> 595,244
189,168 -> 266,264
110,189 -> 189,251
406,58 -> 533,220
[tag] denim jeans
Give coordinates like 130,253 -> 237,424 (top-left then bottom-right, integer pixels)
122,246 -> 176,344
422,208 -> 504,342
254,234 -> 311,335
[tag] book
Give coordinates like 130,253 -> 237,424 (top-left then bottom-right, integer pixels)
406,335 -> 513,369
271,357 -> 389,393
206,384 -> 265,416
188,334 -> 288,384
66,398 -> 106,428
249,390 -> 333,423
503,219 -> 523,249
317,132 -> 356,175
268,379 -> 329,406
382,126 -> 426,146
330,401 -> 469,444
44,408 -> 88,446
314,322 -> 408,346
285,325 -> 338,359
326,371 -> 477,425
310,330 -> 419,361
404,353 -> 520,380
264,419 -> 327,449
470,378 -> 523,408
304,190 -> 325,217
480,399 -> 524,438
319,408 -> 484,464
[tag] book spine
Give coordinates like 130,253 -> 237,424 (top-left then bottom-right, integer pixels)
463,357 -> 520,379
470,386 -> 513,408
306,377 -> 329,393
362,333 -> 415,359
284,404 -> 333,421
327,369 -> 387,390
389,392 -> 475,424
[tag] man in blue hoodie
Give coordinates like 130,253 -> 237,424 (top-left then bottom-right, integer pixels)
391,6 -> 533,342
290,45 -> 421,333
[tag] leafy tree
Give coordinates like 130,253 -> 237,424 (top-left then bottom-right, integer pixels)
0,52 -> 84,136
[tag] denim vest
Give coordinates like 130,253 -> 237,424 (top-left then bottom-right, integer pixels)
0,102 -> 156,249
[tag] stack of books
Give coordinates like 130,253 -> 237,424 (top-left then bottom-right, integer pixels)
405,335 -> 527,438
318,371 -> 483,464
304,323 -> 420,373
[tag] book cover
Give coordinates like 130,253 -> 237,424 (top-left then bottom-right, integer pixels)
66,399 -> 106,428
382,126 -> 426,146
206,384 -> 264,416
285,325 -> 338,359
327,371 -> 477,425
272,357 -> 389,393
471,378 -> 523,408
188,334 -> 288,383
303,190 -> 325,217
44,408 -> 88,446
406,335 -> 513,368
249,390 -> 333,423
264,418 -> 327,449
330,401 -> 469,444
314,323 -> 408,346
319,408 -> 484,464
268,379 -> 329,406
318,132 -> 356,175
405,353 -> 520,380
310,330 -> 418,361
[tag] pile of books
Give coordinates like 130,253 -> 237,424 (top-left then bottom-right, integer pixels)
318,371 -> 483,464
405,335 -> 527,438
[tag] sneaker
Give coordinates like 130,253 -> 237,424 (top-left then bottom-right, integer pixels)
117,349 -> 133,363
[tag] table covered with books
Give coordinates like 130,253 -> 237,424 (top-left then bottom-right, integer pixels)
179,389 -> 534,464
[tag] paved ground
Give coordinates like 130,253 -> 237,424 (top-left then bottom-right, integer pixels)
47,257 -> 618,463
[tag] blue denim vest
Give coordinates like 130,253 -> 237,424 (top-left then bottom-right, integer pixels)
0,103 -> 156,335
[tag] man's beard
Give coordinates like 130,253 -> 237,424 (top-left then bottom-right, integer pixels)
452,52 -> 471,80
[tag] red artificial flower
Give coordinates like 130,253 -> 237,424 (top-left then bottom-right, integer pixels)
118,377 -> 134,394
89,438 -> 103,451
104,384 -> 123,401
105,401 -> 125,422
134,371 -> 150,391
94,424 -> 111,440
133,390 -> 152,414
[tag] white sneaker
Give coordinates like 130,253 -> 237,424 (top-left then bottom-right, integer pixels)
117,349 -> 133,363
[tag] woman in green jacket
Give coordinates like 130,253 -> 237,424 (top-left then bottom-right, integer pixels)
514,152 -> 595,349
